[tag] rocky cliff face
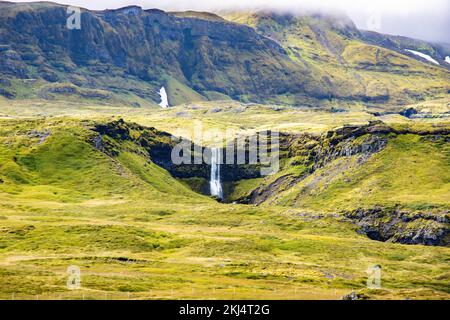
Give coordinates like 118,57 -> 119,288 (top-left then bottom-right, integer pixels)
345,208 -> 449,246
240,121 -> 392,205
92,119 -> 263,182
0,2 -> 320,103
2,2 -> 448,105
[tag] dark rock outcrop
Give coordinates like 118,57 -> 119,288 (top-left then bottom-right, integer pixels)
342,291 -> 369,300
344,208 -> 449,246
91,120 -> 263,183
0,2 -> 319,103
400,107 -> 418,118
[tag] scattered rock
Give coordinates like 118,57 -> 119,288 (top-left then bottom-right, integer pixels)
175,111 -> 189,117
93,134 -> 104,150
210,107 -> 222,113
0,78 -> 11,86
294,212 -> 325,221
28,130 -> 51,144
399,107 -> 418,118
342,292 -> 368,300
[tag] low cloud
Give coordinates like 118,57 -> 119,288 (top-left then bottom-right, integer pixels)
12,0 -> 450,43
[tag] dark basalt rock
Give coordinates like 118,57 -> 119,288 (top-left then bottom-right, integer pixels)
344,208 -> 450,246
342,292 -> 369,300
400,107 -> 418,118
91,120 -> 267,198
0,87 -> 16,99
95,119 -> 132,141
0,2 -> 317,103
90,120 -> 450,217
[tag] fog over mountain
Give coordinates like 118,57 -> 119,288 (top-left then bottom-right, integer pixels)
10,0 -> 450,43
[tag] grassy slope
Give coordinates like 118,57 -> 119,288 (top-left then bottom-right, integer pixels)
223,13 -> 450,107
267,134 -> 450,212
0,118 -> 449,300
2,6 -> 448,108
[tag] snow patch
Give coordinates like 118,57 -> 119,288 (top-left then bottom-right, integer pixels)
405,49 -> 439,65
158,87 -> 169,108
445,56 -> 450,64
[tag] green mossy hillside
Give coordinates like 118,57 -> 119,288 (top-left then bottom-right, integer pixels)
0,118 -> 449,299
224,12 -> 450,106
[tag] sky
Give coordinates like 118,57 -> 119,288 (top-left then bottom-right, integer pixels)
9,0 -> 450,43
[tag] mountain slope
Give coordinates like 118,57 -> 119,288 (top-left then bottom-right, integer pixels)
360,30 -> 450,68
222,11 -> 450,106
0,2 -> 449,107
0,2 -> 322,104
226,121 -> 450,246
0,118 -> 208,205
229,121 -> 449,211
0,118 -> 449,299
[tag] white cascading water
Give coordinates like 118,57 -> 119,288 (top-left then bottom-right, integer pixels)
158,86 -> 169,108
210,147 -> 223,199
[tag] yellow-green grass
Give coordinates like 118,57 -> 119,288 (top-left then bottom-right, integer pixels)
2,95 -> 448,141
0,117 -> 449,300
224,13 -> 450,106
267,134 -> 450,212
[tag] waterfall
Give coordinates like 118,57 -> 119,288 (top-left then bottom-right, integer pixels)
158,86 -> 169,108
210,147 -> 223,199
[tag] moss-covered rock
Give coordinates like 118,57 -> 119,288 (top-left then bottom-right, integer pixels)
344,207 -> 449,246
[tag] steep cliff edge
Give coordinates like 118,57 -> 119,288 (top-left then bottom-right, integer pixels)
1,2 -> 449,106
0,2 -> 320,104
